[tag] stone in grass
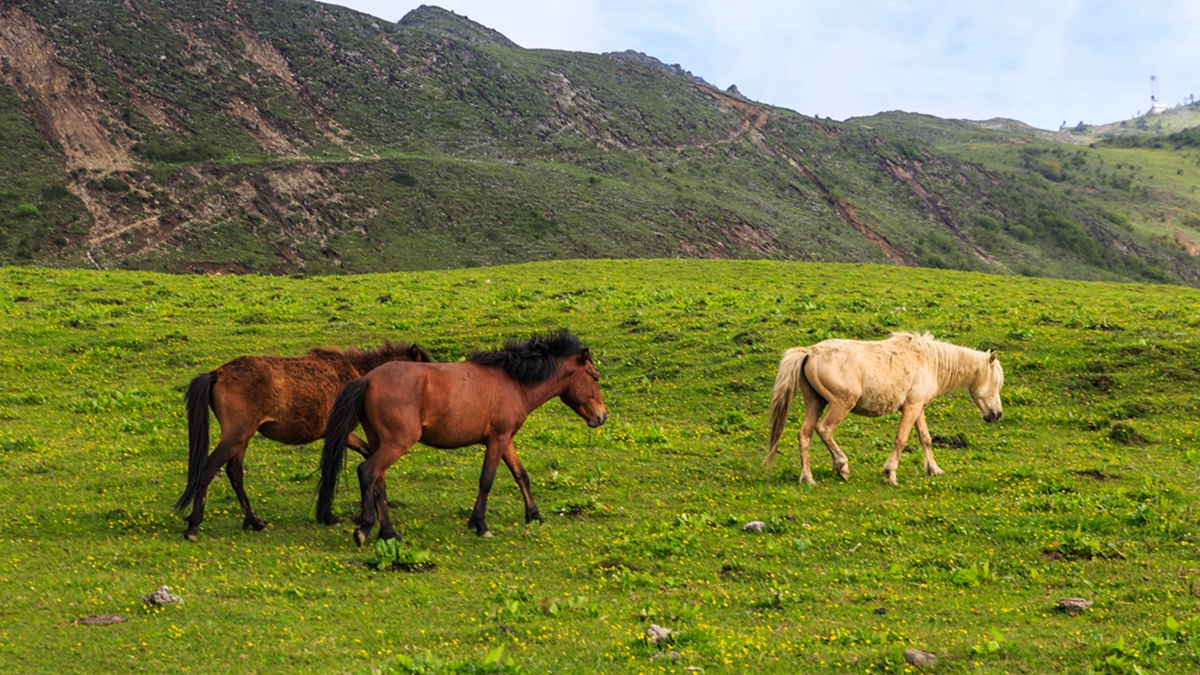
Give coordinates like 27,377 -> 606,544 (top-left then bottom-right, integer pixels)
142,585 -> 183,606
646,624 -> 673,645
904,648 -> 938,669
743,520 -> 766,533
1057,597 -> 1094,613
73,614 -> 127,626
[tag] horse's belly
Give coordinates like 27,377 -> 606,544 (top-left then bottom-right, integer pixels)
852,394 -> 902,417
419,426 -> 484,450
258,420 -> 322,445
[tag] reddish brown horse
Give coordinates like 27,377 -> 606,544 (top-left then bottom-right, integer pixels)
316,330 -> 607,544
176,340 -> 433,540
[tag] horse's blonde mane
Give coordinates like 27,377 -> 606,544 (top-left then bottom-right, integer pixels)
889,332 -> 990,391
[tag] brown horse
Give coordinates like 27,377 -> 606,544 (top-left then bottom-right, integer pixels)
176,340 -> 433,540
316,330 -> 607,545
765,332 -> 1003,485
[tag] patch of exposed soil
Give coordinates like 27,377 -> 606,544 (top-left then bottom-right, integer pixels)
0,5 -> 133,171
1174,230 -> 1198,257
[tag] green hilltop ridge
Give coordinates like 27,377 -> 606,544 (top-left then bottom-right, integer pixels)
0,0 -> 1198,284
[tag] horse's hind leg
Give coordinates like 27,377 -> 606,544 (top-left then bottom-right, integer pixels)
182,435 -> 250,540
373,479 -> 400,542
226,453 -> 266,531
882,405 -> 923,485
347,433 -> 372,458
353,444 -> 411,546
501,443 -> 543,525
814,401 -> 853,481
796,389 -> 826,485
915,411 -> 944,477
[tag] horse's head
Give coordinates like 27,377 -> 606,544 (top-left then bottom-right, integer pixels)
970,351 -> 1004,423
560,349 -> 607,428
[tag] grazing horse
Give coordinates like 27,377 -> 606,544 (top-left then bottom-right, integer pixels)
765,332 -> 1003,485
316,330 -> 607,545
176,340 -> 433,540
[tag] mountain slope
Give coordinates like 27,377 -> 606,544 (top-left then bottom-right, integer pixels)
0,0 -> 1197,284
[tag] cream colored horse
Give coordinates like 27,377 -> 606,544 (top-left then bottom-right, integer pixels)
765,332 -> 1003,485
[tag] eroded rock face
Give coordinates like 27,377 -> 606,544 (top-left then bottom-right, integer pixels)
0,5 -> 134,171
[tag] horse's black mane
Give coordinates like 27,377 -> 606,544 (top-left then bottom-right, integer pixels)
469,330 -> 588,382
311,340 -> 431,369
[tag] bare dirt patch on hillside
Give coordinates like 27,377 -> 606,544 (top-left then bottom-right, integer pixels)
0,5 -> 132,171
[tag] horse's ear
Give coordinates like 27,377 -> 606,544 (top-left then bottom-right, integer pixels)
579,348 -> 591,364
988,350 -> 997,363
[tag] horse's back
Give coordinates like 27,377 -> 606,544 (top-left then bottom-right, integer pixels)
210,353 -> 357,443
803,336 -> 929,416
362,360 -> 517,449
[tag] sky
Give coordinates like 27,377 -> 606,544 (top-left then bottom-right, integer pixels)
327,1 -> 1200,131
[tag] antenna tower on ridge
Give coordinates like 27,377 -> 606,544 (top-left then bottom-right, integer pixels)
1149,69 -> 1168,115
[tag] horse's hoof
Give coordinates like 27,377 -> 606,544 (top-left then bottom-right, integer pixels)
480,530 -> 494,538
183,532 -> 197,542
243,519 -> 267,532
800,474 -> 816,485
353,529 -> 368,547
926,467 -> 945,477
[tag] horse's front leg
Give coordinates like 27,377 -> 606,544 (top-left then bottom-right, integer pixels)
467,437 -> 508,537
915,411 -> 944,476
501,442 -> 542,525
882,406 -> 923,485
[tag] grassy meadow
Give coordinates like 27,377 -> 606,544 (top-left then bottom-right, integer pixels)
2,259 -> 1200,674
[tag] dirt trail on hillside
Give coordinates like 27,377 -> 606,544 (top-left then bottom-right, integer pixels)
698,87 -> 918,265
880,158 -> 999,265
0,5 -> 132,171
780,151 -> 919,266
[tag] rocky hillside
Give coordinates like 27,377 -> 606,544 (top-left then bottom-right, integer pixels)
0,0 -> 1197,283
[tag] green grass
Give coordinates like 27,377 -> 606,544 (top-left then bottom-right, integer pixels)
3,259 -> 1200,673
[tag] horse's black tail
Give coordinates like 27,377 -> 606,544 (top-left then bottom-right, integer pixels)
175,372 -> 215,512
316,377 -> 370,525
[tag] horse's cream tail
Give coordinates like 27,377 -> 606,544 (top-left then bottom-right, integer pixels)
765,347 -> 809,467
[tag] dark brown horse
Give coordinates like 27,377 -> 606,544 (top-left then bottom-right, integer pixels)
316,330 -> 607,544
176,340 -> 433,540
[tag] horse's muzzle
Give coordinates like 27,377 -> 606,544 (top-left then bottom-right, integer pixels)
588,411 -> 608,428
984,410 -> 1003,423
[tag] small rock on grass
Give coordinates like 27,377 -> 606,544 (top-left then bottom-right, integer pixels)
1057,597 -> 1094,612
646,624 -> 673,645
142,585 -> 183,606
73,614 -> 126,626
743,520 -> 766,533
904,648 -> 938,668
